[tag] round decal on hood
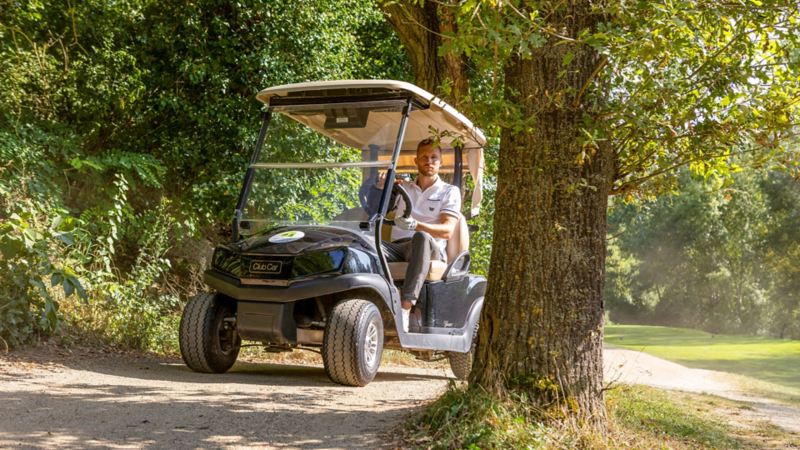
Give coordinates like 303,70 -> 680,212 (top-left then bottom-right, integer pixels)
268,230 -> 305,244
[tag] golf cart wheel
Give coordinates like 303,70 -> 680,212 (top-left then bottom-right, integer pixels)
447,351 -> 473,380
322,299 -> 384,386
448,321 -> 479,381
179,292 -> 241,373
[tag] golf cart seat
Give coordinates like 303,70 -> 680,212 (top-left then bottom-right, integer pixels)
389,213 -> 470,281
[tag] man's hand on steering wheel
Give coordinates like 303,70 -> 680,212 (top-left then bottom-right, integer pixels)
384,183 -> 414,227
394,216 -> 417,230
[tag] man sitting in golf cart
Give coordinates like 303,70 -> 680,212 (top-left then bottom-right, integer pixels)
372,138 -> 461,332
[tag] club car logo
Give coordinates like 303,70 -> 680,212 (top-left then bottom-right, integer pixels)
268,230 -> 305,244
249,260 -> 282,274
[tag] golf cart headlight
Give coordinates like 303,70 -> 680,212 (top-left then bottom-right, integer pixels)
291,249 -> 346,278
212,247 -> 241,277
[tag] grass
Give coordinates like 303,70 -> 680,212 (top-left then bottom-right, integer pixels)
608,385 -> 741,449
605,324 -> 800,404
608,385 -> 800,449
401,383 -> 797,449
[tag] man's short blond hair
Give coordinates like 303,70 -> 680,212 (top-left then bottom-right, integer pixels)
416,138 -> 442,156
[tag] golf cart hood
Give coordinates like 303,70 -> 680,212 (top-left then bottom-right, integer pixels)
211,226 -> 379,281
227,227 -> 374,255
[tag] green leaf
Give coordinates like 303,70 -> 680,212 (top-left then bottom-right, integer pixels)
51,272 -> 63,287
56,232 -> 75,246
63,279 -> 74,297
562,52 -> 575,67
0,238 -> 23,259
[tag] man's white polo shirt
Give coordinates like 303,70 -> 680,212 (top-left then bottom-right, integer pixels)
391,176 -> 461,261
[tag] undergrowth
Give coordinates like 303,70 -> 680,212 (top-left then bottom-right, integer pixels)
0,124 -> 199,354
402,383 -> 749,449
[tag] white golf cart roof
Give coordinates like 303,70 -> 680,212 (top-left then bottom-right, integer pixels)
256,80 -> 486,216
257,80 -> 486,150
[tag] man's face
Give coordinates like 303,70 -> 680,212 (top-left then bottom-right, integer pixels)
415,144 -> 442,177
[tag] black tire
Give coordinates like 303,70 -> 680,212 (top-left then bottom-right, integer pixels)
448,321 -> 479,381
179,292 -> 241,373
322,299 -> 384,386
448,351 -> 473,381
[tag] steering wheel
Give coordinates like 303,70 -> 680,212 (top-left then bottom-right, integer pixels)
383,183 -> 412,226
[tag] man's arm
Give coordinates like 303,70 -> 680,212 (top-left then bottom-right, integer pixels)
414,213 -> 458,240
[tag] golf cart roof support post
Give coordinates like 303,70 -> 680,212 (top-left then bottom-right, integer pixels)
453,143 -> 463,190
232,110 -> 272,241
374,97 -> 414,311
367,144 -> 380,186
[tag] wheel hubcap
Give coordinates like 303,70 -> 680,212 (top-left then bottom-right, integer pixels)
364,322 -> 379,366
218,317 -> 237,354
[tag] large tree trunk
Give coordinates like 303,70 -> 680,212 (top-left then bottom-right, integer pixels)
382,0 -> 613,429
379,2 -> 468,107
469,4 -> 613,427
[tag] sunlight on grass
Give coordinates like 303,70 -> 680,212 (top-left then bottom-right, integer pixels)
608,385 -> 742,449
605,324 -> 800,404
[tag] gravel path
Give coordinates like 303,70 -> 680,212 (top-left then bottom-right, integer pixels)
2,346 -> 798,449
0,349 -> 451,449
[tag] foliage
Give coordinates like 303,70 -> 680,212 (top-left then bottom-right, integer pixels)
606,169 -> 800,338
603,1 -> 800,193
0,0 -> 408,349
431,0 -> 800,194
0,125 -> 86,347
760,171 -> 800,339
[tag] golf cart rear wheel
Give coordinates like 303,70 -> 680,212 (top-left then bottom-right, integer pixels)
322,299 -> 384,386
179,292 -> 241,373
448,321 -> 479,380
447,351 -> 473,380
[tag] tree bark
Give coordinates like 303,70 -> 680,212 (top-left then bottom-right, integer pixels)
469,3 -> 613,427
379,1 -> 468,107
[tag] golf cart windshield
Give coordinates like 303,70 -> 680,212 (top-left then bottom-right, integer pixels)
238,81 -> 487,238
241,101 -> 403,233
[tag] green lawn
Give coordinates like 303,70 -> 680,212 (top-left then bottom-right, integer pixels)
605,324 -> 800,393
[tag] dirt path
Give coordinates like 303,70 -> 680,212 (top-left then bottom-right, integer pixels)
0,349 -> 451,449
604,346 -> 800,433
3,346 -> 798,449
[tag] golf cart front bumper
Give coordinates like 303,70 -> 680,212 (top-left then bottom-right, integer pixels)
203,269 -> 393,304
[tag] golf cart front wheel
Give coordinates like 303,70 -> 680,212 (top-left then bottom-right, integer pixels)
179,292 -> 241,373
322,299 -> 384,386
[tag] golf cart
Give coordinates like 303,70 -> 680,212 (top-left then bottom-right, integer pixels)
179,80 -> 487,386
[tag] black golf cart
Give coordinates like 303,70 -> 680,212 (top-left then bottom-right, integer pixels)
179,80 -> 487,386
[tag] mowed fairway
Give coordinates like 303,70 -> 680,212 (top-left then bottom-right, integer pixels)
605,324 -> 800,401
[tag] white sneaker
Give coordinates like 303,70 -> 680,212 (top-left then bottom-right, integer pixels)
401,308 -> 410,333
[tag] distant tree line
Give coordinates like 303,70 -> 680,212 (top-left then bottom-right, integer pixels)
606,168 -> 800,339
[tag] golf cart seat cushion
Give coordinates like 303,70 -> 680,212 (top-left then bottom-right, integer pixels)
388,214 -> 469,281
446,213 -> 469,261
389,260 -> 447,281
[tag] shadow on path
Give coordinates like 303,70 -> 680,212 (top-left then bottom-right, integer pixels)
0,351 -> 450,449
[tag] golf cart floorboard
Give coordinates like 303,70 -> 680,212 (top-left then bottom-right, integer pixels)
410,326 -> 465,335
